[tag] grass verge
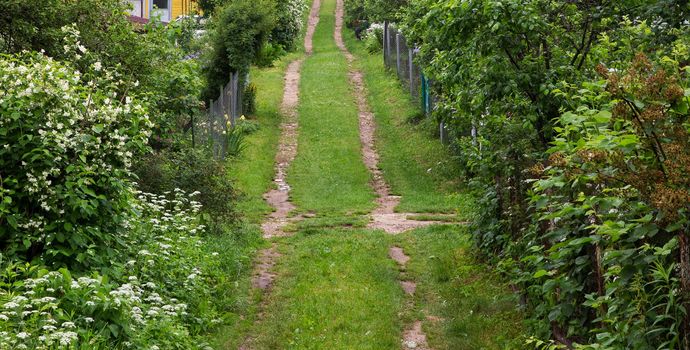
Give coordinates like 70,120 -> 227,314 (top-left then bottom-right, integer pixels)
250,229 -> 403,349
396,225 -> 525,349
342,31 -> 472,216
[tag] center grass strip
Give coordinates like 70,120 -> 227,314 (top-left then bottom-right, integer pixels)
250,229 -> 403,349
288,0 -> 375,216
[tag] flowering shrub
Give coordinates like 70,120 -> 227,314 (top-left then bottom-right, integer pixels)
271,0 -> 308,51
0,189 -> 225,349
0,28 -> 153,268
364,23 -> 384,53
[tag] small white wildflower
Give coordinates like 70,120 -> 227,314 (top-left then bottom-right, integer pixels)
16,332 -> 30,339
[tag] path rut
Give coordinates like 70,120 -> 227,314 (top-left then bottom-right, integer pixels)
333,0 -> 447,235
240,1 -> 322,348
334,1 -> 433,348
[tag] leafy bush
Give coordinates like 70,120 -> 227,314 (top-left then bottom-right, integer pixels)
202,0 -> 275,101
271,0 -> 308,51
0,32 -> 152,269
243,83 -> 258,116
0,189 -> 243,349
133,148 -> 239,234
255,42 -> 287,68
0,0 -> 204,146
364,23 -> 384,53
517,53 -> 690,348
397,0 -> 690,347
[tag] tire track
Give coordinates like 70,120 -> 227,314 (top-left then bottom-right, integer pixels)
333,1 -> 433,348
240,1 -> 321,348
333,0 -> 446,235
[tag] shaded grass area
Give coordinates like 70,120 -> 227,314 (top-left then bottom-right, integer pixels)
288,0 -> 375,216
342,31 -> 472,216
205,224 -> 263,349
251,229 -> 403,349
396,225 -> 525,349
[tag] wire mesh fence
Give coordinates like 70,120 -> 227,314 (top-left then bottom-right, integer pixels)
193,71 -> 243,159
383,22 -> 448,143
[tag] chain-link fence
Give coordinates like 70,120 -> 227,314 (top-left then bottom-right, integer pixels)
194,71 -> 243,159
383,22 -> 449,143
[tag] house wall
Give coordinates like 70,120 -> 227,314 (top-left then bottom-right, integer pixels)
172,0 -> 198,20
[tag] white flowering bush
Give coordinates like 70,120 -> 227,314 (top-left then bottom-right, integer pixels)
0,189 -> 225,349
0,27 -> 153,268
271,0 -> 308,50
364,23 -> 384,53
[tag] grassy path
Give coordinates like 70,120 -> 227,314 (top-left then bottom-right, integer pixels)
224,0 -> 526,348
288,0 -> 375,217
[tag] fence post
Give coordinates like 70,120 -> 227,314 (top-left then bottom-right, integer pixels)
383,22 -> 388,68
386,24 -> 391,69
440,121 -> 448,145
208,100 -> 212,147
230,77 -> 235,124
214,86 -> 223,159
409,47 -> 415,100
396,32 -> 401,77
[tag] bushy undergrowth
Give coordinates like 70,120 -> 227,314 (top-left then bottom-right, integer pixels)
271,0 -> 308,51
372,0 -> 690,347
1,13 -> 258,348
364,23 -> 384,53
133,148 -> 240,235
0,189 -> 253,349
0,29 -> 152,269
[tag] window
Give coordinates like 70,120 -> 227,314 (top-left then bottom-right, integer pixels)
153,0 -> 168,9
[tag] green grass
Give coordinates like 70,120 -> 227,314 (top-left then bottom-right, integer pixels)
288,0 -> 375,216
250,229 -> 404,349
396,226 -> 525,349
342,31 -> 472,215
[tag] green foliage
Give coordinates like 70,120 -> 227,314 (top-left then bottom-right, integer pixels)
395,0 -> 690,347
345,0 -> 406,25
255,42 -> 287,68
515,53 -> 690,348
242,83 -> 258,116
271,0 -> 308,51
0,189 -> 254,349
203,0 -> 275,101
0,0 -> 204,146
364,23 -> 384,53
0,40 -> 152,269
133,148 -> 240,234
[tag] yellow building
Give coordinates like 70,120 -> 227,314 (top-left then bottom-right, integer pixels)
128,0 -> 198,23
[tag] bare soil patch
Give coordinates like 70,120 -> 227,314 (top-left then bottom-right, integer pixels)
402,321 -> 431,350
389,246 -> 411,266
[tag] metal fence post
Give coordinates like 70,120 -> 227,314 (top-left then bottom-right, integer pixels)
409,47 -> 415,100
440,121 -> 448,145
383,22 -> 388,68
396,32 -> 401,77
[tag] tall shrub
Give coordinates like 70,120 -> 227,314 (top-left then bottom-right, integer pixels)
0,30 -> 152,269
202,0 -> 275,101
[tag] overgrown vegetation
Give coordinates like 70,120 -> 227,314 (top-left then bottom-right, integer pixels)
0,0 -> 306,347
348,0 -> 690,347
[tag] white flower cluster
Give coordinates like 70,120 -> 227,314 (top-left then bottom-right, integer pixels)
0,264 -> 190,349
365,22 -> 385,42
